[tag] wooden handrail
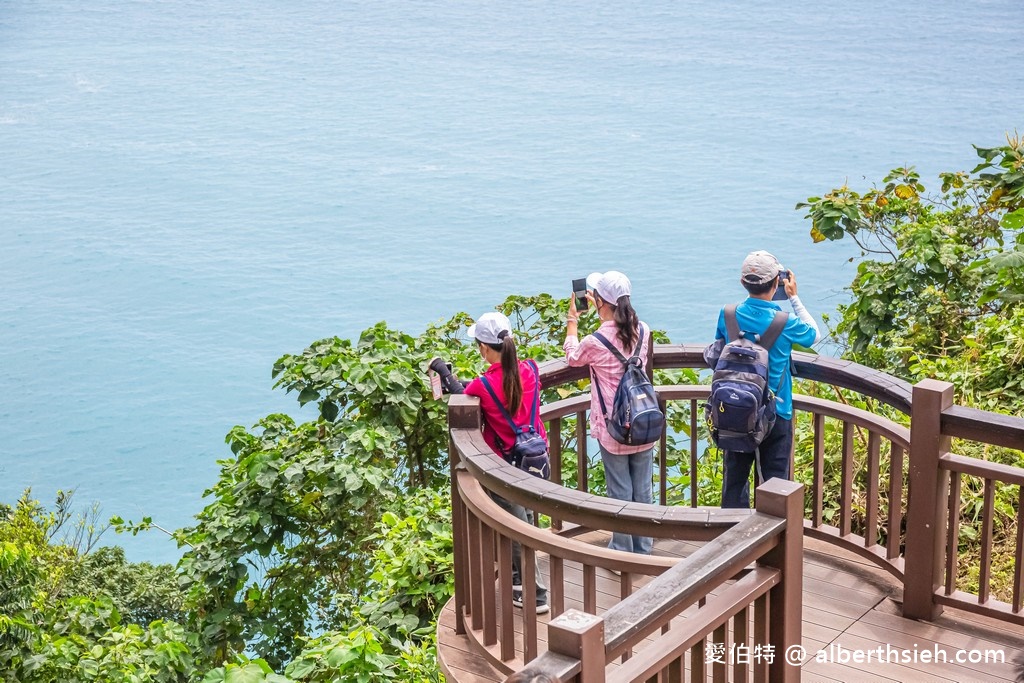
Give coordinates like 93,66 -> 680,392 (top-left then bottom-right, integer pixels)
456,468 -> 677,573
504,479 -> 804,683
451,418 -> 752,541
536,345 -> 915,413
940,452 -> 1024,487
602,512 -> 784,659
607,568 -> 781,683
942,404 -> 1024,450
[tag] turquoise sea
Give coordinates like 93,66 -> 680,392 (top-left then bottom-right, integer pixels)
2,0 -> 1023,564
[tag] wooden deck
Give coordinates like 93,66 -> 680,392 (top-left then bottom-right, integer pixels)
437,535 -> 1024,683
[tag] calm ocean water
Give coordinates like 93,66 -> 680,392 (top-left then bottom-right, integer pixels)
2,0 -> 1022,563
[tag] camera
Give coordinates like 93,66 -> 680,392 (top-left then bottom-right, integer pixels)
428,357 -> 466,397
772,270 -> 791,301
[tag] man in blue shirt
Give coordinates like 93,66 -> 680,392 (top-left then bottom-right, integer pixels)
714,251 -> 820,508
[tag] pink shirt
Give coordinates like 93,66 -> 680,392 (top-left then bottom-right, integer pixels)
465,359 -> 547,459
564,320 -> 652,455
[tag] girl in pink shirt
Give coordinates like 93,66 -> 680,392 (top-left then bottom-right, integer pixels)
564,271 -> 654,555
461,311 -> 549,613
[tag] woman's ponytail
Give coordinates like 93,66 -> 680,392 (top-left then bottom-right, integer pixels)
498,331 -> 523,415
613,295 -> 640,350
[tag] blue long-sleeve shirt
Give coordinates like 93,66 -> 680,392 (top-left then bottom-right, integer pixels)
714,297 -> 818,420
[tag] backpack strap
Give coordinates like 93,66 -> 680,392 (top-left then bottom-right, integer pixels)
760,311 -> 789,351
724,305 -> 741,342
479,374 -> 518,439
593,324 -> 646,364
590,324 -> 645,417
479,362 -> 542,434
724,305 -> 787,349
589,330 -> 620,417
525,360 -> 540,430
591,331 -> 627,364
759,311 -> 790,397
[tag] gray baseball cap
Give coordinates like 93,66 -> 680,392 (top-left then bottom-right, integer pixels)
741,251 -> 784,285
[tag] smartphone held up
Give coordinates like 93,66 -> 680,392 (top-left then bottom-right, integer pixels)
572,278 -> 589,311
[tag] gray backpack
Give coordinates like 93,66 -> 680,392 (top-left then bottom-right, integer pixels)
702,306 -> 787,453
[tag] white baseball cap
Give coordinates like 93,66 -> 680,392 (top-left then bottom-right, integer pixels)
588,270 -> 632,303
467,311 -> 512,345
741,251 -> 784,285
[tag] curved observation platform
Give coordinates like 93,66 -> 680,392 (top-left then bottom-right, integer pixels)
438,345 -> 1024,682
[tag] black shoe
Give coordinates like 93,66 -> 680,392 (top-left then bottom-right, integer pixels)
512,586 -> 549,614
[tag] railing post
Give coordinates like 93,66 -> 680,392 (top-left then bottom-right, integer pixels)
547,609 -> 605,683
449,395 -> 481,635
903,379 -> 953,621
756,478 -> 803,683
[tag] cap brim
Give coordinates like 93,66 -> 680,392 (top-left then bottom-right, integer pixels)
585,272 -> 602,290
466,323 -> 478,339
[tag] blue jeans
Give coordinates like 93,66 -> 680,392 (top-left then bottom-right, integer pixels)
490,493 -> 548,601
600,444 -> 654,554
721,417 -> 793,509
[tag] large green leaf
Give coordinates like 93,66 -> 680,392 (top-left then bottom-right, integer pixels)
297,387 -> 320,406
224,663 -> 272,683
984,249 -> 1024,271
1001,208 -> 1024,230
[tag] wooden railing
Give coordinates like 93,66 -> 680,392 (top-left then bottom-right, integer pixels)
443,345 -> 1024,681
904,379 -> 1024,624
508,478 -> 804,683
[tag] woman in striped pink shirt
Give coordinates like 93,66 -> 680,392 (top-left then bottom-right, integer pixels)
564,271 -> 654,555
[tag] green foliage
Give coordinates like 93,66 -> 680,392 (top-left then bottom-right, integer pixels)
175,413 -> 393,667
202,628 -> 441,683
498,292 -> 595,357
200,658 -> 290,683
0,495 -> 197,682
0,541 -> 39,659
0,492 -> 81,597
285,625 -> 399,682
270,317 -> 477,491
62,546 -> 185,626
797,134 -> 1024,391
22,598 -> 197,683
359,489 -> 454,638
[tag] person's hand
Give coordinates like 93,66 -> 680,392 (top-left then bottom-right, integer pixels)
784,270 -> 799,298
568,292 -> 579,320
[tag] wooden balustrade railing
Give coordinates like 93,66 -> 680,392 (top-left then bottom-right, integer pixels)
444,344 -> 1024,681
508,479 -> 804,683
904,379 -> 1024,625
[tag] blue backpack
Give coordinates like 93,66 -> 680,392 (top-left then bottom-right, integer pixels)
592,323 -> 665,446
703,305 -> 788,453
479,361 -> 550,479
